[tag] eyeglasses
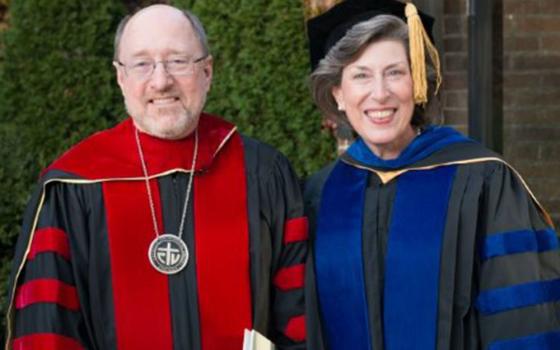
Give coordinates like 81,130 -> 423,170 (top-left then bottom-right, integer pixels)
115,55 -> 208,79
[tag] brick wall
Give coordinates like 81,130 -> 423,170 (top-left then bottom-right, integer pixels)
503,0 -> 560,226
441,0 -> 560,226
442,0 -> 468,134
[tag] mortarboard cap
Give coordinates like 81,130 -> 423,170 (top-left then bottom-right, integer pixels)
307,0 -> 440,104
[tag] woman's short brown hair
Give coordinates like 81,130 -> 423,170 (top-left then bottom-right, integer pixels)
309,15 -> 440,129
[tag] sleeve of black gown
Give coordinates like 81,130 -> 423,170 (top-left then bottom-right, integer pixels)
475,162 -> 560,349
7,181 -> 90,349
262,152 -> 308,350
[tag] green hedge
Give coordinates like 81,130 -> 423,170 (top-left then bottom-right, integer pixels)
0,0 -> 334,334
175,0 -> 333,172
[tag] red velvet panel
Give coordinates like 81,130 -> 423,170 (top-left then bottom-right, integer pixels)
284,315 -> 306,342
28,227 -> 70,261
283,217 -> 309,244
273,264 -> 305,291
194,132 -> 252,350
15,279 -> 79,311
13,333 -> 84,350
103,181 -> 173,350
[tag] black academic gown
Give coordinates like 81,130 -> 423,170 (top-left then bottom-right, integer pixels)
305,128 -> 560,350
6,114 -> 307,350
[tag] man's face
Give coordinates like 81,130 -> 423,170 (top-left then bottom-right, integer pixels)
115,5 -> 212,140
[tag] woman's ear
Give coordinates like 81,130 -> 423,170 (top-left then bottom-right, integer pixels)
332,85 -> 345,111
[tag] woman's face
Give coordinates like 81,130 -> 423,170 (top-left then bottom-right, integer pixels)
332,39 -> 416,160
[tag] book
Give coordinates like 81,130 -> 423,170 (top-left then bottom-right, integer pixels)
242,329 -> 276,350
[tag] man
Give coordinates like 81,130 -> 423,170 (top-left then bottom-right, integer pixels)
5,5 -> 307,350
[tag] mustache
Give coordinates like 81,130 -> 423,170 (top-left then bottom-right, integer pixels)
145,94 -> 181,101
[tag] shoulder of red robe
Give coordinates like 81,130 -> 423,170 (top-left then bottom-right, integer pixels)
42,113 -> 237,180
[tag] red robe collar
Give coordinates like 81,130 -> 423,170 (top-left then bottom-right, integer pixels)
45,113 -> 236,180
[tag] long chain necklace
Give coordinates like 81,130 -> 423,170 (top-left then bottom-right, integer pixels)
134,127 -> 198,274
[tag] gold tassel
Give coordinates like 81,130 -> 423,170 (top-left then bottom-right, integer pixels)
405,2 -> 442,105
302,0 -> 343,20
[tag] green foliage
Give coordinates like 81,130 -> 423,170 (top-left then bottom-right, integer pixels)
0,0 -> 334,337
173,0 -> 334,175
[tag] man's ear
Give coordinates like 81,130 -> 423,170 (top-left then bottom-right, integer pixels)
113,62 -> 126,93
202,55 -> 213,91
203,55 -> 213,78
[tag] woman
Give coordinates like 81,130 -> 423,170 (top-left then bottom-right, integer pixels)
305,1 -> 560,349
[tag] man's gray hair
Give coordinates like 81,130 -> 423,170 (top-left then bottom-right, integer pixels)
113,8 -> 210,61
310,15 -> 438,128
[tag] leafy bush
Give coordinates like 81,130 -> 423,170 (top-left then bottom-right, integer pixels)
174,0 -> 333,174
